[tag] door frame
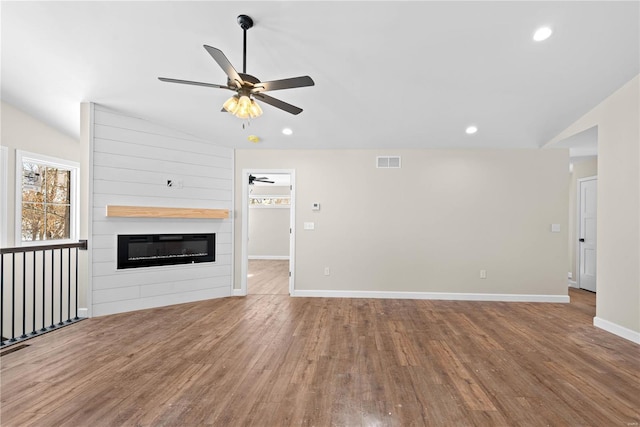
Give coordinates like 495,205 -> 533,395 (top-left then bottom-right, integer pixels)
576,175 -> 597,291
240,168 -> 295,296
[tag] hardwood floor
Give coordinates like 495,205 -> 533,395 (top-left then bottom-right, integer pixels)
248,259 -> 289,295
1,289 -> 638,426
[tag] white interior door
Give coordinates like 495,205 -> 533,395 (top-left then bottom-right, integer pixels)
578,177 -> 597,292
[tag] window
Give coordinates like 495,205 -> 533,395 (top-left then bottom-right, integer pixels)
249,195 -> 290,207
15,151 -> 79,245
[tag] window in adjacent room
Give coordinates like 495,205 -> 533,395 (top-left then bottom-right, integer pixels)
15,151 -> 79,245
249,195 -> 291,207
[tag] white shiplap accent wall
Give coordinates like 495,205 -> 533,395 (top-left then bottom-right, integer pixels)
91,105 -> 233,316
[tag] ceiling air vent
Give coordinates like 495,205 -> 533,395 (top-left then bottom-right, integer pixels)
376,156 -> 401,169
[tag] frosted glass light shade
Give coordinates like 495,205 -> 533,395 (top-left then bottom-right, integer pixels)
223,95 -> 262,119
249,99 -> 263,118
223,95 -> 240,114
235,96 -> 251,119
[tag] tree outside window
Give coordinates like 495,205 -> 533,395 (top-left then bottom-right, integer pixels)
16,151 -> 78,245
21,162 -> 71,241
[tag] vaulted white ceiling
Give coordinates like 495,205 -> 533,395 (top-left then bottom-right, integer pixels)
2,1 -> 638,150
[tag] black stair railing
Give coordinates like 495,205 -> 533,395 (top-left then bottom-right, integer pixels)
1,240 -> 87,347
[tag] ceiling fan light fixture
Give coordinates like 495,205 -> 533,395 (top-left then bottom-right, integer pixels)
224,95 -> 262,119
160,14 -> 314,121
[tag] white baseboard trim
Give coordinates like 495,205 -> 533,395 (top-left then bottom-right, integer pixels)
248,255 -> 289,260
291,290 -> 569,303
233,289 -> 247,296
568,280 -> 578,288
78,308 -> 89,318
593,317 -> 640,344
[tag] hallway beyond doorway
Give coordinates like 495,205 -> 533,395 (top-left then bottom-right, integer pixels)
248,259 -> 289,295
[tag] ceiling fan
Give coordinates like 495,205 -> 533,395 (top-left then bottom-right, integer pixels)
158,14 -> 314,119
249,174 -> 275,185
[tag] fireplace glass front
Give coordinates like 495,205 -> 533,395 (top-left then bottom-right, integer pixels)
117,233 -> 215,269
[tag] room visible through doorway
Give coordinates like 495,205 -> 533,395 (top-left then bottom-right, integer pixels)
241,170 -> 295,296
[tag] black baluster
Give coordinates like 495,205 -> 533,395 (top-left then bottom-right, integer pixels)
49,249 -> 55,329
10,253 -> 16,342
40,250 -> 46,332
31,251 -> 37,335
1,254 -> 4,346
58,248 -> 64,326
20,253 -> 27,339
67,248 -> 71,322
74,248 -> 79,320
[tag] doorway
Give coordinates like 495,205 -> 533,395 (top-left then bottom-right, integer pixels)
577,176 -> 597,292
240,169 -> 295,296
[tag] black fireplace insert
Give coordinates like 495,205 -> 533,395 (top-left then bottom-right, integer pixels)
117,233 -> 215,269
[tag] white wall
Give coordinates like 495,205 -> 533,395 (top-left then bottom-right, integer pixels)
248,185 -> 290,259
1,101 -> 84,335
89,105 -> 233,316
235,148 -> 569,301
0,145 -> 8,247
0,101 -> 81,246
547,74 -> 639,342
568,157 -> 598,284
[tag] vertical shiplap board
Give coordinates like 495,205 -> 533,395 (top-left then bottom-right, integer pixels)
91,106 -> 233,316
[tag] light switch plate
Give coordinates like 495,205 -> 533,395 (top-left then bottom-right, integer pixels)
304,222 -> 315,230
551,224 -> 561,233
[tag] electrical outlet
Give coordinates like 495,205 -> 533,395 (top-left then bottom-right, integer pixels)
568,272 -> 573,279
480,269 -> 487,279
324,267 -> 330,276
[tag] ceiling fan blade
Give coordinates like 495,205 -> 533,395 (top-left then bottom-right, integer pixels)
158,77 -> 230,89
252,76 -> 315,93
203,45 -> 243,86
254,93 -> 303,115
256,179 -> 275,183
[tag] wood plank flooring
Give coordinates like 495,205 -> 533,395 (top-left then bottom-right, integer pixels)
1,288 -> 638,426
248,259 -> 289,295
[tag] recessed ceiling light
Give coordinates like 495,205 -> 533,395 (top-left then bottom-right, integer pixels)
533,26 -> 553,42
282,128 -> 293,136
465,126 -> 478,135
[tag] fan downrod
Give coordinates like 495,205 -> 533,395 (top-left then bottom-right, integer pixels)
237,15 -> 254,30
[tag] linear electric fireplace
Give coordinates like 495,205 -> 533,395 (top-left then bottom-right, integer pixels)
117,233 -> 215,269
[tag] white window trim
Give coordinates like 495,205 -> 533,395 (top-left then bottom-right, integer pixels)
0,146 -> 8,247
15,150 -> 80,246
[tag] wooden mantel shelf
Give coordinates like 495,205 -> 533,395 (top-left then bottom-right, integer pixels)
106,205 -> 229,219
